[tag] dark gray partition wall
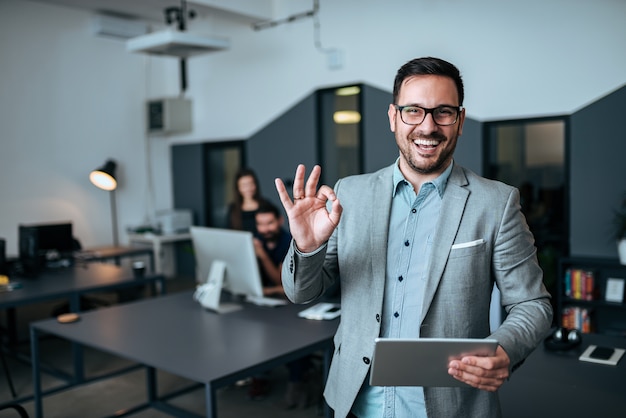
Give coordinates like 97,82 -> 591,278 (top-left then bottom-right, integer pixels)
246,93 -> 318,209
360,84 -> 396,172
454,117 -> 483,176
570,85 -> 626,258
172,143 -> 206,226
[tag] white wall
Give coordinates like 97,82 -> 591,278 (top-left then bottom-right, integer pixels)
1,0 -> 625,255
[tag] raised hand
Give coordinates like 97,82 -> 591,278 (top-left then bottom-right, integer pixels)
275,164 -> 343,253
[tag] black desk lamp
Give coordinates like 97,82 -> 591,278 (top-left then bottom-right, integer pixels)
89,159 -> 119,246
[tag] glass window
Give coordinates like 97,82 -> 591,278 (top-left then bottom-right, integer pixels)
318,85 -> 362,185
485,118 -> 568,299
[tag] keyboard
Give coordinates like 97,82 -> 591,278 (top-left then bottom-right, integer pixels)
245,295 -> 288,307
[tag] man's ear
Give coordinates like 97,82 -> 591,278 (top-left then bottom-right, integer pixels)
456,107 -> 466,137
387,103 -> 397,133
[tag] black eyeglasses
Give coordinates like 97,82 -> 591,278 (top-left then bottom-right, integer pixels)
394,104 -> 462,126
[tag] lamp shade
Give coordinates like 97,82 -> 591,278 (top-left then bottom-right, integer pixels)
89,159 -> 117,191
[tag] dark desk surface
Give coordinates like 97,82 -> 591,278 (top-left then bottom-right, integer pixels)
500,333 -> 626,417
31,291 -> 338,417
32,290 -> 337,384
0,262 -> 163,309
74,246 -> 153,263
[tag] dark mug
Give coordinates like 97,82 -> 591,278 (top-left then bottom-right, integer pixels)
132,261 -> 146,278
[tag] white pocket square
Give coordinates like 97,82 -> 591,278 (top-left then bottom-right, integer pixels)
451,239 -> 485,249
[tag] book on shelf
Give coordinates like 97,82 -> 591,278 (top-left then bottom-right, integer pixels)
561,306 -> 593,333
564,268 -> 596,301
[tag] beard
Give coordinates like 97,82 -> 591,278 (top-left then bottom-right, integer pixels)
398,131 -> 458,175
260,230 -> 280,243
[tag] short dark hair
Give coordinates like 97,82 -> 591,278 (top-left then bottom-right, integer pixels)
256,200 -> 281,219
392,57 -> 464,106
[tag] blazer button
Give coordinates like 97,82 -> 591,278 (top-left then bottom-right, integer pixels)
363,357 -> 370,365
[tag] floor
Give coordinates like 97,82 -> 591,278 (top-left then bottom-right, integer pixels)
0,276 -> 326,417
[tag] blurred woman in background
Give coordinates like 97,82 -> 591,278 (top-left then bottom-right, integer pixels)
227,168 -> 267,234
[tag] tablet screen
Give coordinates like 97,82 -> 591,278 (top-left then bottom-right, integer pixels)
369,338 -> 498,387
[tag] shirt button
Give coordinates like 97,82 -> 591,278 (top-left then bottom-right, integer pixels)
404,240 -> 410,246
398,275 -> 403,282
394,312 -> 399,318
376,314 -> 380,322
363,357 -> 370,365
412,208 -> 417,213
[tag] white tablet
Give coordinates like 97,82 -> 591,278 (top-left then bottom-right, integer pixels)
369,337 -> 499,387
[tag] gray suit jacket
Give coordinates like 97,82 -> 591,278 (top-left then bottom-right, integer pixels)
282,163 -> 553,418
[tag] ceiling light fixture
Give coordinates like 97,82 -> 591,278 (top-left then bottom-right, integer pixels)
335,86 -> 361,96
333,111 -> 361,124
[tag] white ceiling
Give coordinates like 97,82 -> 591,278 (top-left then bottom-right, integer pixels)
30,0 -> 273,24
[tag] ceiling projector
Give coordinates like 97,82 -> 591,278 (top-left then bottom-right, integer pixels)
126,30 -> 230,58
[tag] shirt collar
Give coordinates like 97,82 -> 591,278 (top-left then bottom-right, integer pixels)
392,158 -> 454,198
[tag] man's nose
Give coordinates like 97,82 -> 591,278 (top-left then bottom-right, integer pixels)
420,112 -> 438,130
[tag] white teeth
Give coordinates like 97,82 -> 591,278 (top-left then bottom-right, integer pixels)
414,139 -> 439,146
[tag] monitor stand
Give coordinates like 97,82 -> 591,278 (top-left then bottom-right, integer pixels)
193,260 -> 242,314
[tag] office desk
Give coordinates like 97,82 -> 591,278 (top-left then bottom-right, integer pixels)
74,245 -> 154,271
0,262 -> 166,406
500,333 -> 626,417
30,290 -> 338,418
128,232 -> 191,277
0,262 -> 163,311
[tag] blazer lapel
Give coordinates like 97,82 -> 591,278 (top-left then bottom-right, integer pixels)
421,165 -> 469,322
369,166 -> 394,298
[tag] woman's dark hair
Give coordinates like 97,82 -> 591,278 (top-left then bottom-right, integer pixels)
392,57 -> 464,106
229,168 -> 263,230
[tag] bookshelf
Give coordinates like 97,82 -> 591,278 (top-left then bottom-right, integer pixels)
557,257 -> 626,337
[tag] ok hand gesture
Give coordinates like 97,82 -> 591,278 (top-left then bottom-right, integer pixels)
275,165 -> 343,253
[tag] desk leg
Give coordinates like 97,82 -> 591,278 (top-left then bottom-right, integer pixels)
150,276 -> 166,297
30,326 -> 43,418
158,276 -> 166,295
69,294 -> 84,383
205,383 -> 217,418
146,366 -> 157,404
154,241 -> 163,276
148,252 -> 156,276
6,307 -> 17,349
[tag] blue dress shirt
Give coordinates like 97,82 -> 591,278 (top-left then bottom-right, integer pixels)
351,159 -> 452,418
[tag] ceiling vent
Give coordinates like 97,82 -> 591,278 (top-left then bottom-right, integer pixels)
126,30 -> 230,58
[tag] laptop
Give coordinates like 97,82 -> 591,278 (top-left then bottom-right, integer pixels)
369,337 -> 498,387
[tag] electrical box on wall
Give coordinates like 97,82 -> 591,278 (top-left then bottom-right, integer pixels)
147,97 -> 192,134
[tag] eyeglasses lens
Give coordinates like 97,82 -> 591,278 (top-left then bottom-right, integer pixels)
399,106 -> 458,126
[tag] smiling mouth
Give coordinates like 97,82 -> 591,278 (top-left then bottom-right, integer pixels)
413,138 -> 441,150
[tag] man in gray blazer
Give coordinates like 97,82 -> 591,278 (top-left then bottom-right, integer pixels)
275,57 -> 553,418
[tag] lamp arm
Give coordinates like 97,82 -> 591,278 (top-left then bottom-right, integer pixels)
110,190 -> 119,247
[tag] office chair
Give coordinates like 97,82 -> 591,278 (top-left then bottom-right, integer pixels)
0,403 -> 29,417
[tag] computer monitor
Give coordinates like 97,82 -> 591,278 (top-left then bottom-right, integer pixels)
190,226 -> 264,313
18,221 -> 74,276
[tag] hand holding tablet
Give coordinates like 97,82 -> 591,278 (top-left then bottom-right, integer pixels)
370,338 -> 499,387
